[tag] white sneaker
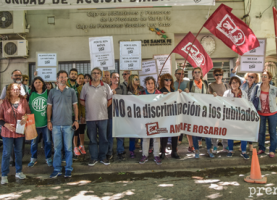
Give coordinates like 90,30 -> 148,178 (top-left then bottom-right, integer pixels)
1,176 -> 8,184
15,172 -> 26,179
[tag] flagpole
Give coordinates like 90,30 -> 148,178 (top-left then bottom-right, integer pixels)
177,25 -> 205,90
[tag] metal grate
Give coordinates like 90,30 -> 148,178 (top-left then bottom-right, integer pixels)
76,62 -> 90,75
0,11 -> 13,28
4,42 -> 17,55
58,63 -> 73,75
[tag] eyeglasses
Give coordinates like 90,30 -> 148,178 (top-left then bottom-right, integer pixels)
24,79 -> 28,81
176,73 -> 184,75
164,79 -> 172,82
122,73 -> 129,76
248,75 -> 255,79
134,78 -> 140,81
14,75 -> 22,77
92,72 -> 101,75
59,77 -> 68,80
215,74 -> 223,77
261,75 -> 268,78
194,71 -> 201,74
12,89 -> 20,92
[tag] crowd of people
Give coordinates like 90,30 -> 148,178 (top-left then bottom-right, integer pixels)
0,58 -> 277,184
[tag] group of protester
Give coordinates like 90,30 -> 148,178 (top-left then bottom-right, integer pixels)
0,57 -> 277,184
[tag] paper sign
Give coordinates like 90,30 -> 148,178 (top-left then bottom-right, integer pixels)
37,53 -> 57,67
153,55 -> 172,75
139,60 -> 158,76
240,56 -> 264,72
188,71 -> 193,79
120,41 -> 142,71
243,39 -> 266,56
139,74 -> 158,88
89,36 -> 115,71
37,68 -> 57,81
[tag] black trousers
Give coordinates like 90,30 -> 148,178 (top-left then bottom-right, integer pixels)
161,137 -> 178,153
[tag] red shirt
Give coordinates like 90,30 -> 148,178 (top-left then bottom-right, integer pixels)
0,98 -> 31,138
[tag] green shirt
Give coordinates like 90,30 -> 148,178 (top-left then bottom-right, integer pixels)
29,90 -> 48,128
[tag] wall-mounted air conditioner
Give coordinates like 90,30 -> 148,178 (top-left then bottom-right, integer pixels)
0,11 -> 29,34
2,40 -> 28,58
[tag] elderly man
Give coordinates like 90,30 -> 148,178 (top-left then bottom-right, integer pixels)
47,70 -> 79,178
107,72 -> 127,160
80,67 -> 113,166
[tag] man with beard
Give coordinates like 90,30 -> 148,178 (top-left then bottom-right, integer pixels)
0,70 -> 27,104
47,70 -> 79,178
66,69 -> 82,158
80,67 -> 113,166
107,72 -> 127,161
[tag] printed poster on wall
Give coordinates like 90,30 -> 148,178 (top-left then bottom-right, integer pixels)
120,41 -> 141,71
89,36 -> 115,71
153,54 -> 172,75
139,59 -> 158,76
37,68 -> 57,82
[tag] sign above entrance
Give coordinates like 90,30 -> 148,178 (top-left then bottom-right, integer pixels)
0,0 -> 215,11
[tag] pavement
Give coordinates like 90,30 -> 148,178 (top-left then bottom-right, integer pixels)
0,135 -> 276,176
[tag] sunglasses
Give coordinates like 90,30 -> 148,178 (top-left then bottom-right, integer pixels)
92,72 -> 101,75
122,73 -> 129,76
164,79 -> 172,82
215,74 -> 223,76
134,78 -> 140,81
248,75 -> 255,79
176,73 -> 184,75
261,75 -> 268,78
24,79 -> 28,81
194,71 -> 201,74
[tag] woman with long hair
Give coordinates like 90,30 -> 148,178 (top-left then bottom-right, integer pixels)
84,74 -> 92,84
251,71 -> 277,158
159,73 -> 180,159
45,82 -> 54,90
0,83 -> 31,184
127,74 -> 144,158
28,77 -> 53,167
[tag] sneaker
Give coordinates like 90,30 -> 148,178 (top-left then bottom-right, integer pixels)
15,172 -> 26,179
118,153 -> 125,160
207,151 -> 215,158
79,145 -> 86,154
257,150 -> 265,155
227,152 -> 233,157
28,159 -> 37,167
1,176 -> 8,185
223,147 -> 229,152
212,146 -> 217,154
88,159 -> 98,166
129,151 -> 135,159
194,150 -> 200,158
46,158 -> 53,167
188,146 -> 195,153
50,171 -> 62,178
74,147 -> 81,156
64,170 -> 72,178
100,159 -> 110,165
139,155 -> 148,164
154,156 -> 162,165
241,153 -> 250,160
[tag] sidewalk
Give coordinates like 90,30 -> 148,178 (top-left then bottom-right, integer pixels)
0,137 -> 276,175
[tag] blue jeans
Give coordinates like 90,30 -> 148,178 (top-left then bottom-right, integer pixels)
87,120 -> 108,161
52,126 -> 74,172
107,119 -> 113,156
30,126 -> 52,160
129,138 -> 136,152
192,136 -> 212,150
228,140 -> 247,153
1,137 -> 24,176
117,138 -> 125,154
259,114 -> 277,152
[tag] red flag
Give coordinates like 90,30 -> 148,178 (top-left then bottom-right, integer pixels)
273,7 -> 277,54
172,32 -> 213,76
204,4 -> 260,55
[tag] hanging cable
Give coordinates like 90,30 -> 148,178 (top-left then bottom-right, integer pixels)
0,58 -> 11,73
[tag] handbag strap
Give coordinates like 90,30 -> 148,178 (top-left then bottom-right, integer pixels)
10,102 -> 17,120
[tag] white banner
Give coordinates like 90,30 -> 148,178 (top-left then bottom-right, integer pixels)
89,36 -> 115,71
112,92 -> 259,142
153,54 -> 172,75
120,41 -> 141,71
0,0 -> 215,11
